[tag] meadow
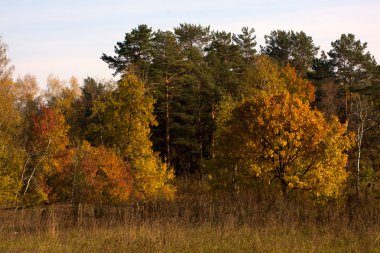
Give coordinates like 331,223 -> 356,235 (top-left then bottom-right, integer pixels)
1,180 -> 380,253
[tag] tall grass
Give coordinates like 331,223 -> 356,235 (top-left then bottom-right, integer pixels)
1,179 -> 380,252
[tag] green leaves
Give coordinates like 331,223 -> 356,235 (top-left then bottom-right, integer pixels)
262,30 -> 319,77
101,24 -> 153,79
328,33 -> 377,87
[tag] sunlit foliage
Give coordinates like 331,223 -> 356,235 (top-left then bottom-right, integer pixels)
209,90 -> 353,200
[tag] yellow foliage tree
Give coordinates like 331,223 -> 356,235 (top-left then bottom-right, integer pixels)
0,78 -> 25,206
98,73 -> 176,200
240,55 -> 315,102
0,39 -> 25,206
209,91 -> 353,199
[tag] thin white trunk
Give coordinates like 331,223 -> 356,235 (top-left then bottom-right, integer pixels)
23,139 -> 51,198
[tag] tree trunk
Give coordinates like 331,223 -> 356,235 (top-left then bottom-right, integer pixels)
211,104 -> 215,159
356,123 -> 363,196
165,80 -> 170,166
197,82 -> 203,172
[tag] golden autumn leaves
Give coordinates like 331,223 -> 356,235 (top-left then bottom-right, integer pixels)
208,57 -> 353,200
22,103 -> 131,205
0,77 -> 25,205
16,74 -> 175,205
0,55 -> 354,205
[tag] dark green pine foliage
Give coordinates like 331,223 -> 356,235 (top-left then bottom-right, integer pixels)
309,51 -> 345,119
205,31 -> 245,98
328,33 -> 377,90
101,24 -> 153,81
233,27 -> 257,64
262,30 -> 319,77
359,67 -> 380,189
262,30 -> 290,66
101,24 -> 257,175
205,30 -> 248,161
80,77 -> 110,147
328,33 -> 377,122
173,24 -> 214,174
149,30 -> 189,167
310,51 -> 332,81
356,66 -> 380,162
361,66 -> 380,109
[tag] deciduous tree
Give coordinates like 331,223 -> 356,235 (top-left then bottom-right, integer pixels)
23,107 -> 72,204
0,78 -> 25,206
100,73 -> 176,199
0,39 -> 25,206
209,91 -> 353,200
57,141 -> 131,204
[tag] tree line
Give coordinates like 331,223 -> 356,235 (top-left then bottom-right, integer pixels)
0,23 -> 379,206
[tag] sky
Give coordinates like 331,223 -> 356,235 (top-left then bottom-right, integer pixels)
1,0 -> 379,88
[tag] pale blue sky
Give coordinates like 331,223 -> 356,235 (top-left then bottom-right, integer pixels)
1,0 -> 379,87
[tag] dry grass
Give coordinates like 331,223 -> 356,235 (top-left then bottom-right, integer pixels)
1,181 -> 380,252
1,220 -> 380,252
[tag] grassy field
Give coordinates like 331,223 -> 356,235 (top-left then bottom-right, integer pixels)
1,184 -> 380,252
2,222 -> 380,253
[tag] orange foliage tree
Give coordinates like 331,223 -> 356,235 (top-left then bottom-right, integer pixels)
56,141 -> 132,204
23,107 -> 72,204
209,90 -> 353,200
25,106 -> 132,205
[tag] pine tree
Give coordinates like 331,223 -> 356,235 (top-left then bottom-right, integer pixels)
101,24 -> 153,81
328,33 -> 377,123
262,30 -> 319,77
